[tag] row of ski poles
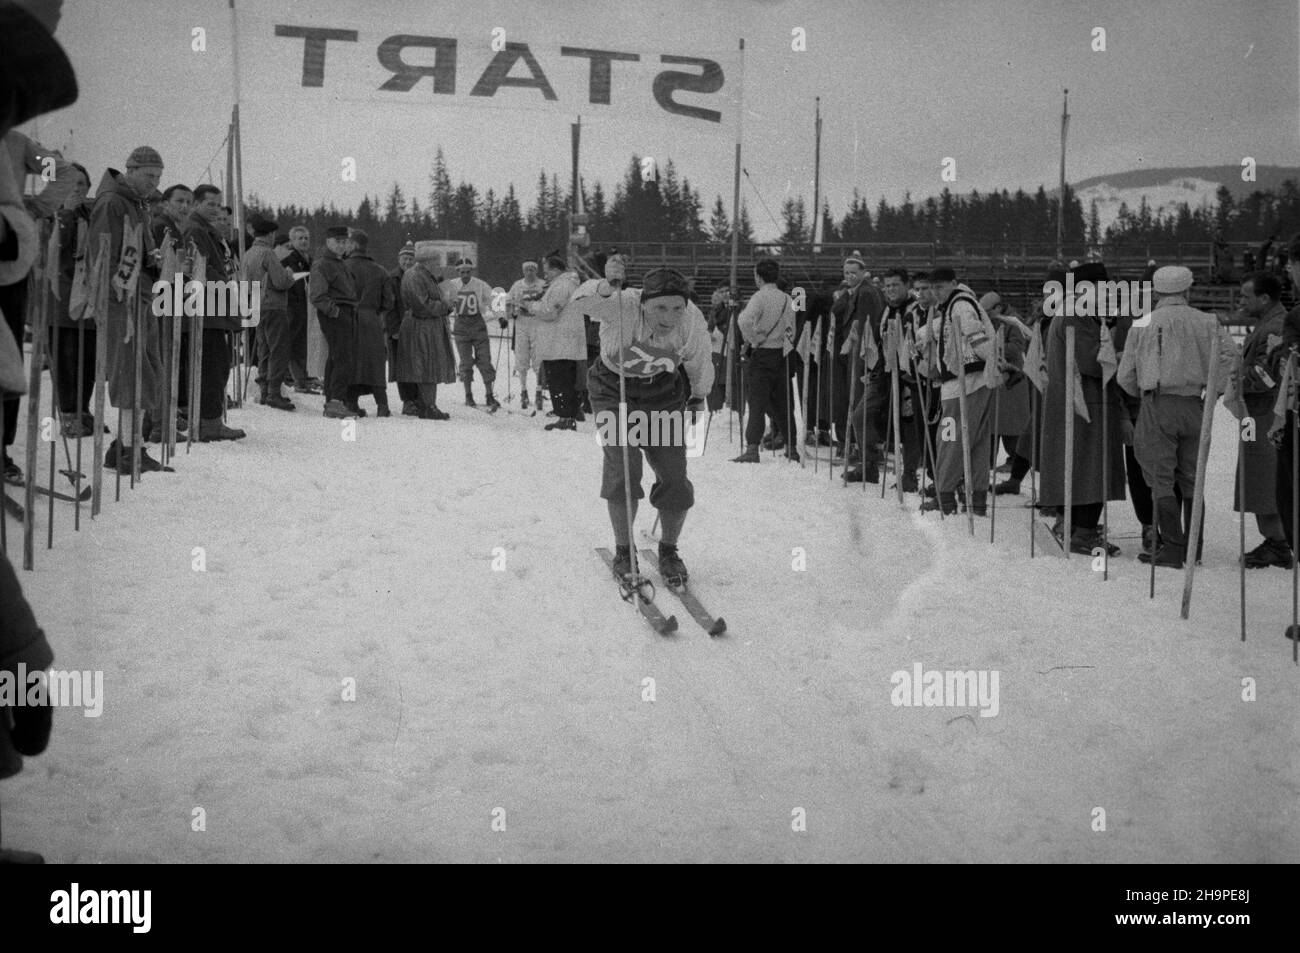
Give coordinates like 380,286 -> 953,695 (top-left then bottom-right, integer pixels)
3,226 -> 247,571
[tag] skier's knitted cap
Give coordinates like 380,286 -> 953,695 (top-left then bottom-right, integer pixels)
979,292 -> 1002,312
399,242 -> 416,256
413,240 -> 439,261
522,259 -> 538,268
125,146 -> 163,169
457,258 -> 474,268
274,232 -> 291,247
1152,265 -> 1193,294
931,266 -> 957,283
843,253 -> 866,269
641,267 -> 689,302
325,225 -> 349,239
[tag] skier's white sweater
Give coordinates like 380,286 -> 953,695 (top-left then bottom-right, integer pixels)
589,282 -> 715,400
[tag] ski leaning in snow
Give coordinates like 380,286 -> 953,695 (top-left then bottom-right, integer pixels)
638,548 -> 726,635
4,474 -> 92,504
1,490 -> 23,521
596,547 -> 678,635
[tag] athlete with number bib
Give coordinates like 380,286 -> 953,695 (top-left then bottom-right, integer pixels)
588,261 -> 714,586
443,258 -> 498,410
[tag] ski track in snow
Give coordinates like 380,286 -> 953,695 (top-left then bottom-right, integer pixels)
4,351 -> 1298,862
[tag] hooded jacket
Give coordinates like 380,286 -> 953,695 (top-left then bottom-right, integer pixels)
85,167 -> 155,321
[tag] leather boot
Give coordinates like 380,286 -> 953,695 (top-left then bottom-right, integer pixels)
1148,496 -> 1186,568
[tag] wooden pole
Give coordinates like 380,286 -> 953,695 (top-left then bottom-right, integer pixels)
1237,354 -> 1246,641
1181,337 -> 1222,619
1029,384 -> 1038,555
811,97 -> 821,252
952,310 -> 976,535
1063,325 -> 1076,559
91,236 -> 108,516
1057,89 -> 1069,261
22,228 -> 49,569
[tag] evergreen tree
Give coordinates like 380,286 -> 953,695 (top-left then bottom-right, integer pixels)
779,196 -> 809,245
708,194 -> 731,243
736,202 -> 755,244
429,147 -> 454,237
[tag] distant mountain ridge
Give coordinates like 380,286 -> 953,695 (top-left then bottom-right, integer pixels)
1069,165 -> 1300,201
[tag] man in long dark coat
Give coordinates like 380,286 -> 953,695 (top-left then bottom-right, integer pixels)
309,225 -> 361,419
1039,262 -> 1131,554
344,228 -> 393,417
398,242 -> 457,419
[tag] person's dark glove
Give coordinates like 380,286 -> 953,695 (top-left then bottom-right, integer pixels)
498,316 -> 508,329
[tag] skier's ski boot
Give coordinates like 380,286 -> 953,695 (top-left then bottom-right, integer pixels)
375,402 -> 392,418
657,543 -> 688,588
731,444 -> 761,463
485,390 -> 500,413
610,545 -> 634,583
921,492 -> 958,515
544,417 -> 576,431
994,479 -> 1021,495
401,400 -> 420,416
464,385 -> 477,408
519,390 -> 530,410
843,465 -> 879,484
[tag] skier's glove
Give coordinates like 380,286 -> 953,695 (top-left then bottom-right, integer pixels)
498,316 -> 508,329
1120,417 -> 1135,446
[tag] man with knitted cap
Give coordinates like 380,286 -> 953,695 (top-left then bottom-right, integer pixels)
85,145 -> 170,472
588,261 -> 713,585
1118,265 -> 1238,568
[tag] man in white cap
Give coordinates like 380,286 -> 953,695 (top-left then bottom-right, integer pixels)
507,259 -> 547,410
1118,265 -> 1237,568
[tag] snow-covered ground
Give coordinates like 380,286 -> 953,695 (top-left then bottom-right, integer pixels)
4,341 -> 1298,863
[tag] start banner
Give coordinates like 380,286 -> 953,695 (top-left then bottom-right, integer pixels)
236,4 -> 739,127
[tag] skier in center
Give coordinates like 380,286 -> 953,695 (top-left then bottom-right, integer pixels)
588,259 -> 714,586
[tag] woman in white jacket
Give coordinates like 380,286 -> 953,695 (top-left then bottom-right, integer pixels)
529,255 -> 585,431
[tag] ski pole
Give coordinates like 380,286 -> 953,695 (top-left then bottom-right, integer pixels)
615,285 -> 642,596
1237,352 -> 1245,641
74,310 -> 85,531
1180,334 -> 1221,620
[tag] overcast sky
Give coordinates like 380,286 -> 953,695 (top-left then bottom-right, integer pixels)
28,0 -> 1300,239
